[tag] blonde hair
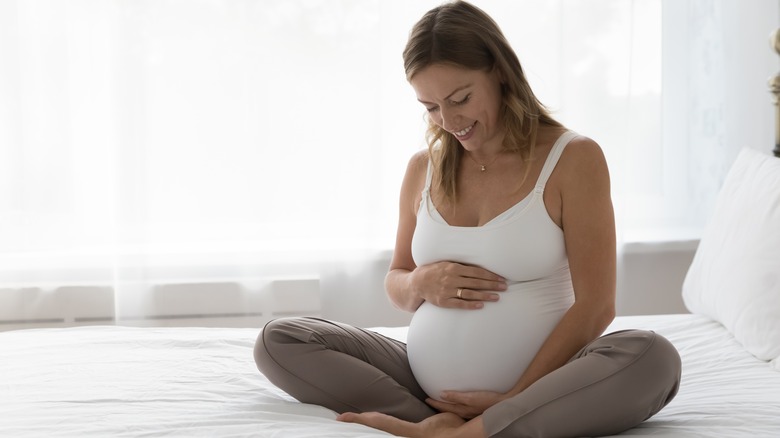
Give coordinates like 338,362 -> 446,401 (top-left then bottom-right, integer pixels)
403,0 -> 563,204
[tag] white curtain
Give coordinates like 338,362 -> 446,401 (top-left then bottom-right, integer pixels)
0,0 -> 774,327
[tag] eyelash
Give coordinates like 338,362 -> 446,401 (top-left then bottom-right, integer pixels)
426,94 -> 471,113
454,94 -> 471,105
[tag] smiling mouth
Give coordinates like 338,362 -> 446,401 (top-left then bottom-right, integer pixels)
453,122 -> 475,137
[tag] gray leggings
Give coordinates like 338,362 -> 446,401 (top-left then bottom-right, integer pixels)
254,317 -> 681,437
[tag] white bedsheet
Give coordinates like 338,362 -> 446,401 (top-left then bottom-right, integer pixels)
1,314 -> 779,437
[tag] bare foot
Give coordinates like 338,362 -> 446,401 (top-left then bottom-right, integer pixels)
337,411 -> 466,437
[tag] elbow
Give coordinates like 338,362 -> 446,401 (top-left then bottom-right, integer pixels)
575,298 -> 615,337
592,300 -> 616,335
384,270 -> 420,313
600,303 -> 616,331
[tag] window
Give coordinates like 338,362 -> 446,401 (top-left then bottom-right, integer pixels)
0,0 -> 774,289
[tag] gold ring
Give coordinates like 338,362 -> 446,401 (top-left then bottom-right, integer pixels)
457,288 -> 463,299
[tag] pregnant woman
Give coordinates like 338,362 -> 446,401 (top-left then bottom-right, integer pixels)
254,1 -> 681,437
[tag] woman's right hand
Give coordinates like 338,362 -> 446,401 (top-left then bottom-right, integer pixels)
411,262 -> 507,309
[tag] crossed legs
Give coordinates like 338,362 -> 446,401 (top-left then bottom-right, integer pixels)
254,317 -> 681,437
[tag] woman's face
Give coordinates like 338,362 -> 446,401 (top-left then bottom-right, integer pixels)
410,63 -> 504,152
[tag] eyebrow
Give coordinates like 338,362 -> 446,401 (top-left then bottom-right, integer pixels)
417,84 -> 472,105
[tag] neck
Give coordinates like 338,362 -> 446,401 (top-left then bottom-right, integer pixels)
464,149 -> 502,172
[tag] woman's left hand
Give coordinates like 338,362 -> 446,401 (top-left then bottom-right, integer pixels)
426,390 -> 508,419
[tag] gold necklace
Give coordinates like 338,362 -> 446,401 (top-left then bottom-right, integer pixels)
465,151 -> 500,172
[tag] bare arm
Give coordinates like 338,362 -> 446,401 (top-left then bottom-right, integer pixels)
385,151 -> 428,312
505,138 -> 616,396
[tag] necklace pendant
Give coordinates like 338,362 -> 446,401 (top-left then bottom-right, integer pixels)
480,165 -> 486,172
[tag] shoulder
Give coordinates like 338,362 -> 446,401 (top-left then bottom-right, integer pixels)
403,149 -> 430,183
408,149 -> 430,171
560,134 -> 606,165
557,134 -> 610,188
399,149 -> 431,208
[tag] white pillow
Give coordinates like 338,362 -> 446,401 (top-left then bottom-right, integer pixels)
682,147 -> 780,361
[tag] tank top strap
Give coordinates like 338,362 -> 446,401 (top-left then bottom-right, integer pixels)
534,131 -> 578,193
423,158 -> 434,193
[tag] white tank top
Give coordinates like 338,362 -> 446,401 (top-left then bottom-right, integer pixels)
406,131 -> 578,400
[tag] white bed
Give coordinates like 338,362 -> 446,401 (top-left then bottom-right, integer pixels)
0,314 -> 779,438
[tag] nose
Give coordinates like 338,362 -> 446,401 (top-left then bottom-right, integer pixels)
437,106 -> 458,132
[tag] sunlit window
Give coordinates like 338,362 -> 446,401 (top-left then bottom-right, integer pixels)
1,0 -> 771,286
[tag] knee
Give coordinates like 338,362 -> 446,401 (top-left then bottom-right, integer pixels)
643,332 -> 682,394
596,330 -> 682,418
633,331 -> 681,380
633,331 -> 682,415
597,330 -> 681,389
615,330 -> 682,402
253,317 -> 301,373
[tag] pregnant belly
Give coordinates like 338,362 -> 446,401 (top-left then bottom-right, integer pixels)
406,285 -> 572,400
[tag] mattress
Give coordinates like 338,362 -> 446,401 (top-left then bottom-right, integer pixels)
1,314 -> 779,437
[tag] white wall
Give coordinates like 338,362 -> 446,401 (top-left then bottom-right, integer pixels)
616,242 -> 697,316
319,250 -> 412,328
